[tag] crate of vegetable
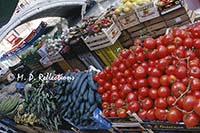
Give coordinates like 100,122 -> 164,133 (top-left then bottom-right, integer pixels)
81,19 -> 121,51
93,21 -> 200,129
55,70 -> 111,130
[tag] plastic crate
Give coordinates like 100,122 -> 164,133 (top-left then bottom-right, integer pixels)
135,2 -> 160,22
82,21 -> 121,51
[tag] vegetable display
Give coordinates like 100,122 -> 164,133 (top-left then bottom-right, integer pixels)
94,22 -> 200,127
55,70 -> 102,127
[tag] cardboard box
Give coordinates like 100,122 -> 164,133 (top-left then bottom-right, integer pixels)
135,2 -> 160,22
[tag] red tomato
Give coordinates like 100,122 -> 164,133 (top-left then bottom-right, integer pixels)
191,78 -> 200,91
183,112 -> 200,127
183,95 -> 197,112
148,88 -> 158,99
127,54 -> 136,64
160,75 -> 169,86
149,67 -> 162,77
163,34 -> 174,46
97,79 -> 106,86
146,109 -> 156,121
173,36 -> 183,46
127,101 -> 140,113
144,37 -> 156,49
158,86 -> 171,98
190,58 -> 200,67
109,110 -> 117,117
171,82 -> 186,97
103,109 -> 110,117
168,75 -> 177,85
194,99 -> 200,116
102,102 -> 109,109
176,65 -> 187,79
142,97 -> 153,110
193,39 -> 200,49
138,87 -> 149,98
102,92 -> 110,102
112,78 -> 118,85
167,45 -> 176,53
118,63 -> 126,73
167,96 -> 176,106
132,80 -> 138,89
157,45 -> 168,59
167,108 -> 182,123
191,25 -> 200,38
135,66 -> 147,79
120,49 -> 131,59
115,72 -> 123,80
111,91 -> 120,102
136,52 -> 145,63
177,98 -> 184,109
148,76 -> 160,88
186,50 -> 196,60
133,38 -> 143,46
157,58 -> 168,71
137,109 -> 147,120
126,92 -> 138,102
117,108 -> 127,118
93,74 -> 99,81
155,108 -> 167,121
155,37 -> 163,46
122,84 -> 132,96
183,37 -> 193,48
137,78 -> 148,88
193,90 -> 200,99
155,97 -> 167,109
115,99 -> 125,108
103,82 -> 112,90
126,76 -> 134,84
166,65 -> 176,75
119,78 -> 126,84
112,66 -> 119,74
147,49 -> 158,61
190,66 -> 200,78
97,86 -> 106,94
124,69 -> 132,78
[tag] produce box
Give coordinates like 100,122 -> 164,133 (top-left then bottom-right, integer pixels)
158,0 -> 183,15
127,23 -> 146,34
147,21 -> 167,32
165,14 -> 190,27
113,11 -> 140,30
150,27 -> 167,38
134,2 -> 160,22
82,21 -> 121,51
130,28 -> 149,38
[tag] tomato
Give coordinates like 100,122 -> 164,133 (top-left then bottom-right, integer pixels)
193,39 -> 200,49
183,112 -> 200,127
155,108 -> 167,121
174,47 -> 186,58
130,45 -> 143,54
167,108 -> 182,123
115,72 -> 123,80
136,52 -> 146,63
102,102 -> 109,109
102,92 -> 110,102
157,45 -> 168,59
148,88 -> 158,100
171,82 -> 186,97
134,38 -> 143,46
137,109 -> 147,120
127,54 -> 136,64
93,74 -> 99,82
157,58 -> 168,71
160,75 -> 169,86
126,92 -> 138,102
163,34 -> 174,46
124,69 -> 132,78
173,36 -> 183,47
127,101 -> 140,113
109,110 -> 117,117
122,84 -> 132,95
97,79 -> 106,86
126,76 -> 134,84
177,98 -> 184,109
183,95 -> 197,112
112,66 -> 119,74
176,65 -> 187,79
146,109 -> 156,121
132,80 -> 138,89
191,78 -> 200,91
115,99 -> 125,108
168,75 -> 177,84
155,97 -> 167,109
155,37 -> 163,46
167,96 -> 176,106
120,49 -> 131,59
144,37 -> 156,49
138,87 -> 149,98
183,37 -> 193,48
194,99 -> 200,116
167,45 -> 176,53
190,66 -> 200,78
119,78 -> 126,84
103,109 -> 110,117
137,78 -> 148,88
193,90 -> 200,99
142,97 -> 153,110
166,65 -> 176,75
117,108 -> 127,118
147,49 -> 158,61
189,58 -> 200,67
135,66 -> 147,79
186,50 -> 196,60
149,67 -> 162,77
111,91 -> 120,102
191,25 -> 200,38
97,86 -> 106,94
99,71 -> 107,79
148,76 -> 160,88
112,78 -> 118,85
118,63 -> 126,73
158,86 -> 171,98
182,77 -> 189,86
103,82 -> 112,90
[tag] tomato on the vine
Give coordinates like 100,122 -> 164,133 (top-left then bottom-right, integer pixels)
127,101 -> 140,113
183,112 -> 200,127
158,86 -> 171,98
167,108 -> 182,123
117,108 -> 127,118
144,37 -> 156,49
182,95 -> 197,112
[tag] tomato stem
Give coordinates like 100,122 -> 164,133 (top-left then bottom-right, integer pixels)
174,106 -> 194,114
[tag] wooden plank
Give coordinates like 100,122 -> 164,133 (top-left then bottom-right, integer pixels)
163,7 -> 186,20
131,28 -> 149,38
127,23 -> 145,33
147,21 -> 167,32
144,17 -> 164,26
120,40 -> 133,48
170,20 -> 191,28
166,14 -> 190,27
150,28 -> 167,38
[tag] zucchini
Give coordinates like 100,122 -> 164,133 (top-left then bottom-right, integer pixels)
80,103 -> 85,115
88,88 -> 95,105
76,72 -> 88,93
95,93 -> 102,104
79,79 -> 88,96
71,72 -> 83,89
83,89 -> 88,101
88,71 -> 98,91
72,91 -> 76,102
75,100 -> 80,109
89,103 -> 97,114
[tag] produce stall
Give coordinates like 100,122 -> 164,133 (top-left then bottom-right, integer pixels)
1,0 -> 200,132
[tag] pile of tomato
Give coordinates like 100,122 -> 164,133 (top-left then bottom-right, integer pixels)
93,22 -> 200,127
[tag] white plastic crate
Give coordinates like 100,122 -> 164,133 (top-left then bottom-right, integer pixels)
82,21 -> 121,51
135,2 -> 160,22
114,11 -> 140,30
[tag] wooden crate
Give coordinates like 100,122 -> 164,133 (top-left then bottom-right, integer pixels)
163,7 -> 186,20
165,14 -> 190,27
120,40 -> 133,48
147,21 -> 167,32
150,28 -> 167,38
131,28 -> 149,38
127,23 -> 146,34
144,16 -> 164,26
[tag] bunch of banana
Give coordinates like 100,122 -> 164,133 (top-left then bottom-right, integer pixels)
0,96 -> 20,119
14,113 -> 39,125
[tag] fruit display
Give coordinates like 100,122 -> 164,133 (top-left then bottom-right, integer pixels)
114,0 -> 151,15
94,22 -> 200,127
55,70 -> 102,128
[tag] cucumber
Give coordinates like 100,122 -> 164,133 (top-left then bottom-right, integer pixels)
79,79 -> 88,96
80,103 -> 85,115
76,72 -> 88,93
83,89 -> 88,101
71,72 -> 83,89
87,71 -> 98,91
88,88 -> 95,105
95,93 -> 102,104
72,91 -> 77,102
75,100 -> 80,109
89,103 -> 97,114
